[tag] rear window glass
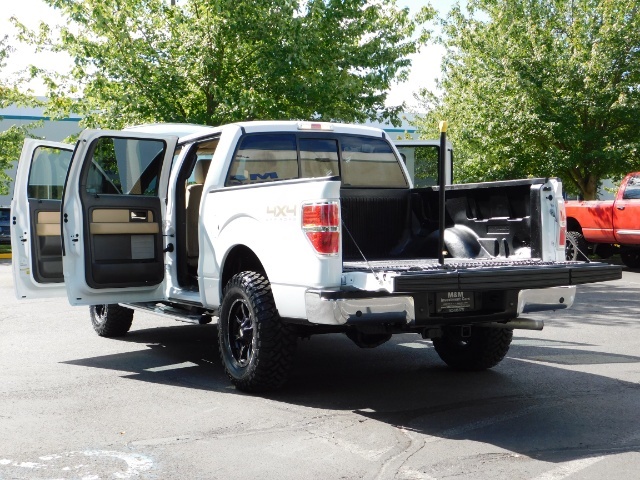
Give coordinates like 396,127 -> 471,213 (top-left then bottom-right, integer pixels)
224,133 -> 407,188
341,136 -> 407,188
300,138 -> 339,178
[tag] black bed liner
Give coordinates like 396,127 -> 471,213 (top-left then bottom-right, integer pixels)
343,258 -> 622,292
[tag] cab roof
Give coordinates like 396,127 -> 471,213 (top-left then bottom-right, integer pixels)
125,121 -> 387,143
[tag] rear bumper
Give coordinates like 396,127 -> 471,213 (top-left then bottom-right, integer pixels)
305,290 -> 415,326
305,285 -> 576,326
517,286 -> 575,314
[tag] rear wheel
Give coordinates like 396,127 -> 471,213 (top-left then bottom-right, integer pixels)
565,231 -> 588,261
432,326 -> 513,371
218,271 -> 297,392
90,304 -> 134,337
621,249 -> 640,269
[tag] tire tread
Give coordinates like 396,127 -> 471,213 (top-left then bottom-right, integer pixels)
219,271 -> 296,392
433,327 -> 513,371
90,304 -> 134,337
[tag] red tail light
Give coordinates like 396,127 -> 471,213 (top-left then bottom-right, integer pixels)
302,202 -> 340,255
558,199 -> 567,248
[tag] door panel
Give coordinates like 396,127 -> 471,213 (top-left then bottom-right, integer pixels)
12,140 -> 74,299
62,130 -> 178,305
83,199 -> 163,289
30,200 -> 65,283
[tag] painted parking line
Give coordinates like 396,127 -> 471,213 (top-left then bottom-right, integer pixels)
144,361 -> 199,372
0,450 -> 153,478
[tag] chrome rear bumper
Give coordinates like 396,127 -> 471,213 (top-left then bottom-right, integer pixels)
305,285 -> 576,326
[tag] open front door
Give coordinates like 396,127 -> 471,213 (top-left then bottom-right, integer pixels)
393,140 -> 453,187
12,139 -> 74,299
62,130 -> 178,306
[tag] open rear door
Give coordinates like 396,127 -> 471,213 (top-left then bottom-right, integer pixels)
61,130 -> 178,305
12,139 -> 74,299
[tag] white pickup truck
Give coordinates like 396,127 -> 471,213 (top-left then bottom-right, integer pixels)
11,121 -> 621,391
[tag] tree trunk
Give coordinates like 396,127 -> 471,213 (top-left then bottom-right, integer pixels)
581,173 -> 598,200
568,168 -> 599,200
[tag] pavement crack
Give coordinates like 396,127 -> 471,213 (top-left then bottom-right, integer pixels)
370,427 -> 425,480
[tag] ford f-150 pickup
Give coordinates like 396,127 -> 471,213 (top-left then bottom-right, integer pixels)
11,121 -> 621,391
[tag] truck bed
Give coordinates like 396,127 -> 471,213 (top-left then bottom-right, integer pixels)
340,179 -> 547,263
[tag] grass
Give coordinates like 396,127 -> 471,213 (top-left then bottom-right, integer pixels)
0,245 -> 11,254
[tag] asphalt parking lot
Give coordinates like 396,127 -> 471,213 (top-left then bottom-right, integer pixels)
0,258 -> 639,479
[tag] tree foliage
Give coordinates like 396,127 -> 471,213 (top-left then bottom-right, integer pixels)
0,36 -> 41,196
417,0 -> 640,199
13,0 -> 433,130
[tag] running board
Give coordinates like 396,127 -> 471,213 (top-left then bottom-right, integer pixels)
123,302 -> 217,325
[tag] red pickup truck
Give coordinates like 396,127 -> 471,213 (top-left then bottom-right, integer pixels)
565,172 -> 640,267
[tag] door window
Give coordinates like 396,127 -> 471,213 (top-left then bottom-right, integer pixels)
397,145 -> 440,187
85,137 -> 166,195
622,175 -> 640,200
27,147 -> 73,199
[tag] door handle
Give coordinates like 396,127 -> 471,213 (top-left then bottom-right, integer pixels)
130,210 -> 148,222
616,205 -> 625,210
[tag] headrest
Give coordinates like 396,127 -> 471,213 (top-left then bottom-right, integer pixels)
193,159 -> 211,184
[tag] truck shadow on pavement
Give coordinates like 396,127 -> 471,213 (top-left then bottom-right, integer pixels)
62,280 -> 640,466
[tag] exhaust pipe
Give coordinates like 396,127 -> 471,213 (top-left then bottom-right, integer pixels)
485,318 -> 544,330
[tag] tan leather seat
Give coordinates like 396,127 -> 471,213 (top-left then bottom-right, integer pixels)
185,160 -> 211,268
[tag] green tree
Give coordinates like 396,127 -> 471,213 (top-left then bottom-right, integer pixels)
13,0 -> 433,130
417,0 -> 640,199
0,36 -> 41,196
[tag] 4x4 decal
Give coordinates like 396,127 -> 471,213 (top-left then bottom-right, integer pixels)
267,205 -> 296,218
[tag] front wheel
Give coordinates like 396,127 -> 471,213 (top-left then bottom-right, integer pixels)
218,271 -> 297,392
89,304 -> 134,337
432,326 -> 513,371
565,231 -> 588,261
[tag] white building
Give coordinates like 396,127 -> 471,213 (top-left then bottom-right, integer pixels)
0,101 -> 81,206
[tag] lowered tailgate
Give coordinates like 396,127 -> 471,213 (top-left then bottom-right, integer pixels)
343,258 -> 622,292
